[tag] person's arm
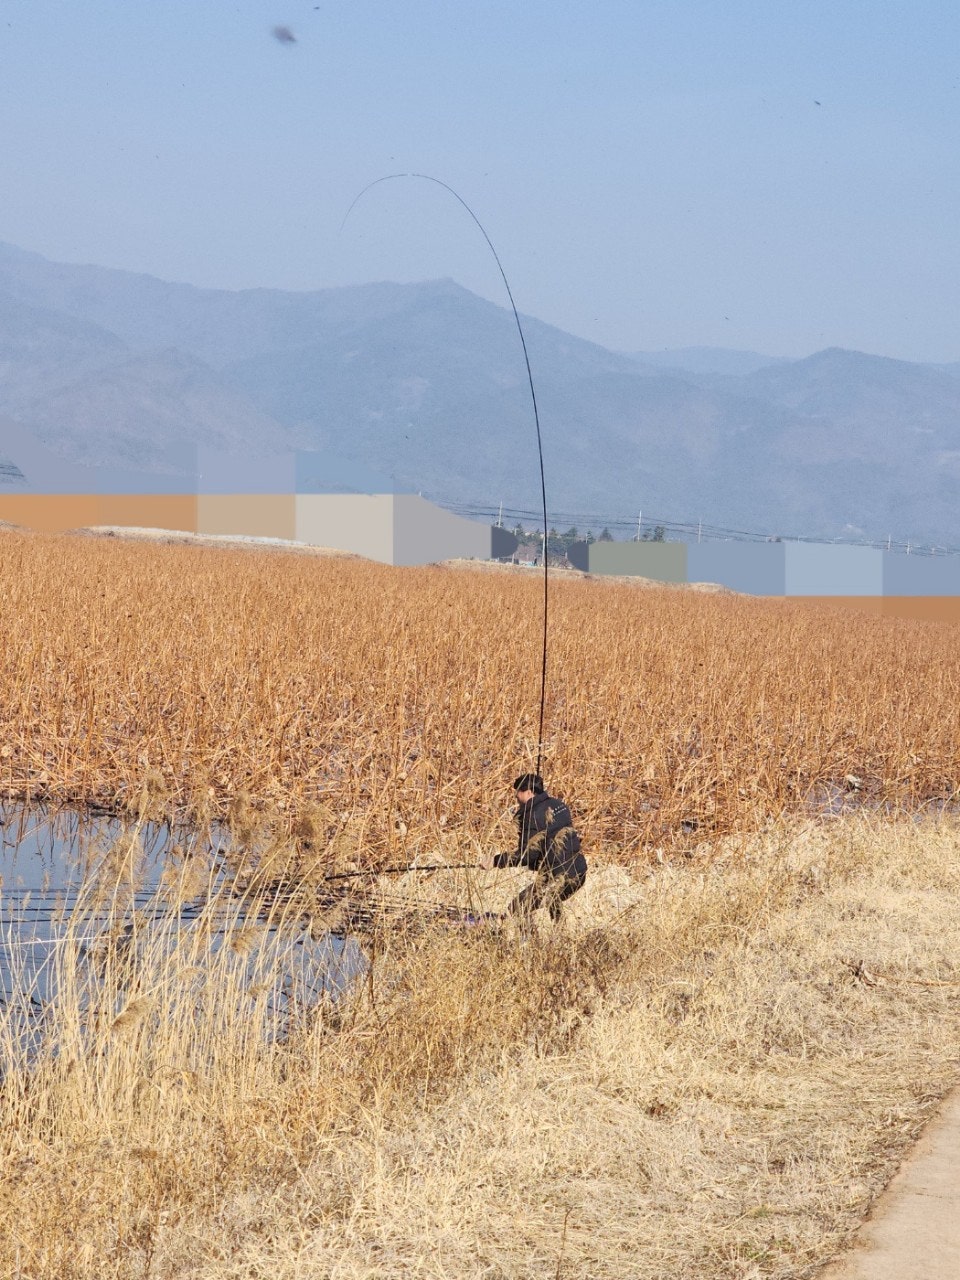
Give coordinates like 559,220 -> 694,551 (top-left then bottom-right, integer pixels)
493,805 -> 538,868
507,803 -> 551,869
489,823 -> 522,869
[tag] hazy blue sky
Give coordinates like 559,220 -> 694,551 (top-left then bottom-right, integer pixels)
2,0 -> 958,360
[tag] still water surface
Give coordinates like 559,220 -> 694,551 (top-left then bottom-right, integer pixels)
0,803 -> 364,1058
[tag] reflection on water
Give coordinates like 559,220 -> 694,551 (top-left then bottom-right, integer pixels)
802,782 -> 960,821
0,803 -> 365,1061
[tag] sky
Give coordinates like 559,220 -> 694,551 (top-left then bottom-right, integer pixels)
1,0 -> 958,362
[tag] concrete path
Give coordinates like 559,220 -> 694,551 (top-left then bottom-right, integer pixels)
818,1088 -> 960,1279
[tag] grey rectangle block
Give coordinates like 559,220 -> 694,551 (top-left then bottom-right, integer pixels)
785,544 -> 883,596
588,541 -> 688,581
492,526 -> 519,560
882,552 -> 960,596
687,543 -> 786,595
566,540 -> 589,572
393,494 -> 490,567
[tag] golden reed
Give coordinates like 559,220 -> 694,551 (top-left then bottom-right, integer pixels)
0,530 -> 957,860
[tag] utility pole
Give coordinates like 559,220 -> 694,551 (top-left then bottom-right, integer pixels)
636,511 -> 642,541
697,519 -> 702,544
496,500 -> 503,528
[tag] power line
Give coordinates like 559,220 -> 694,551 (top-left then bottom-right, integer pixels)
442,500 -> 960,557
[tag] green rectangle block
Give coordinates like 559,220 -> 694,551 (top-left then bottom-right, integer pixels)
588,541 -> 688,581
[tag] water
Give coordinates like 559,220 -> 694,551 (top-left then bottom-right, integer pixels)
802,781 -> 960,821
0,803 -> 365,1061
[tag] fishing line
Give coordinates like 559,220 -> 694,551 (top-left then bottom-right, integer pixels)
341,173 -> 550,778
321,860 -> 481,881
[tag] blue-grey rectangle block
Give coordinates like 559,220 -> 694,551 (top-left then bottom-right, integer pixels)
882,552 -> 960,596
785,544 -> 883,596
197,447 -> 295,495
687,543 -> 786,595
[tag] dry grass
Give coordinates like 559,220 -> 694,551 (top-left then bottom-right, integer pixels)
3,531 -> 960,1277
1,530 -> 959,860
2,816 -> 960,1278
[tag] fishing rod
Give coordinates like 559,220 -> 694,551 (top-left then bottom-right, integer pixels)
321,861 -> 483,882
342,172 -> 550,778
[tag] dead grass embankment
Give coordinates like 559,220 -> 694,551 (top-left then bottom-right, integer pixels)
2,816 -> 960,1277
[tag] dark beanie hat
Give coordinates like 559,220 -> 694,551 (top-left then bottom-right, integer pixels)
513,772 -> 544,793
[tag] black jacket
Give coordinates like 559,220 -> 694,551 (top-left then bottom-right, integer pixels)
493,792 -> 586,879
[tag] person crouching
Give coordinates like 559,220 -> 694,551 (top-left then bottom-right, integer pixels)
488,773 -> 587,924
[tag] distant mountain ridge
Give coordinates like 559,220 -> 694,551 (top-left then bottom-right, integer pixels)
629,346 -> 790,377
0,240 -> 958,545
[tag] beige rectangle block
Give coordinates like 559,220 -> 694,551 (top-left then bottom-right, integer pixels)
197,495 -> 295,541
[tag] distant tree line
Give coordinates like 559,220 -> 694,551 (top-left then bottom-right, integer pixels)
509,522 -> 667,562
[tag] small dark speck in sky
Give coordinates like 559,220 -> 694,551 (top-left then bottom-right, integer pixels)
814,99 -> 821,106
272,25 -> 297,44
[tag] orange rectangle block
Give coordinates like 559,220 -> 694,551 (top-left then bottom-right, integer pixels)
785,595 -> 886,618
882,597 -> 960,624
0,494 -> 102,532
96,495 -> 198,533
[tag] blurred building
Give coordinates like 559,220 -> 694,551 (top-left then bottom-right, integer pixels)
566,536 -> 960,621
0,430 -> 516,565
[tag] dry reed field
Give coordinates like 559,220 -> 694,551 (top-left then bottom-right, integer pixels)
2,528 -> 960,1279
1,529 -> 958,849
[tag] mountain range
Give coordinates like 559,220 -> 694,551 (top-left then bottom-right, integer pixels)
1,239 -> 959,545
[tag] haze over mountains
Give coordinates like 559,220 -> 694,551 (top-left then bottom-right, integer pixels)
1,240 -> 958,546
